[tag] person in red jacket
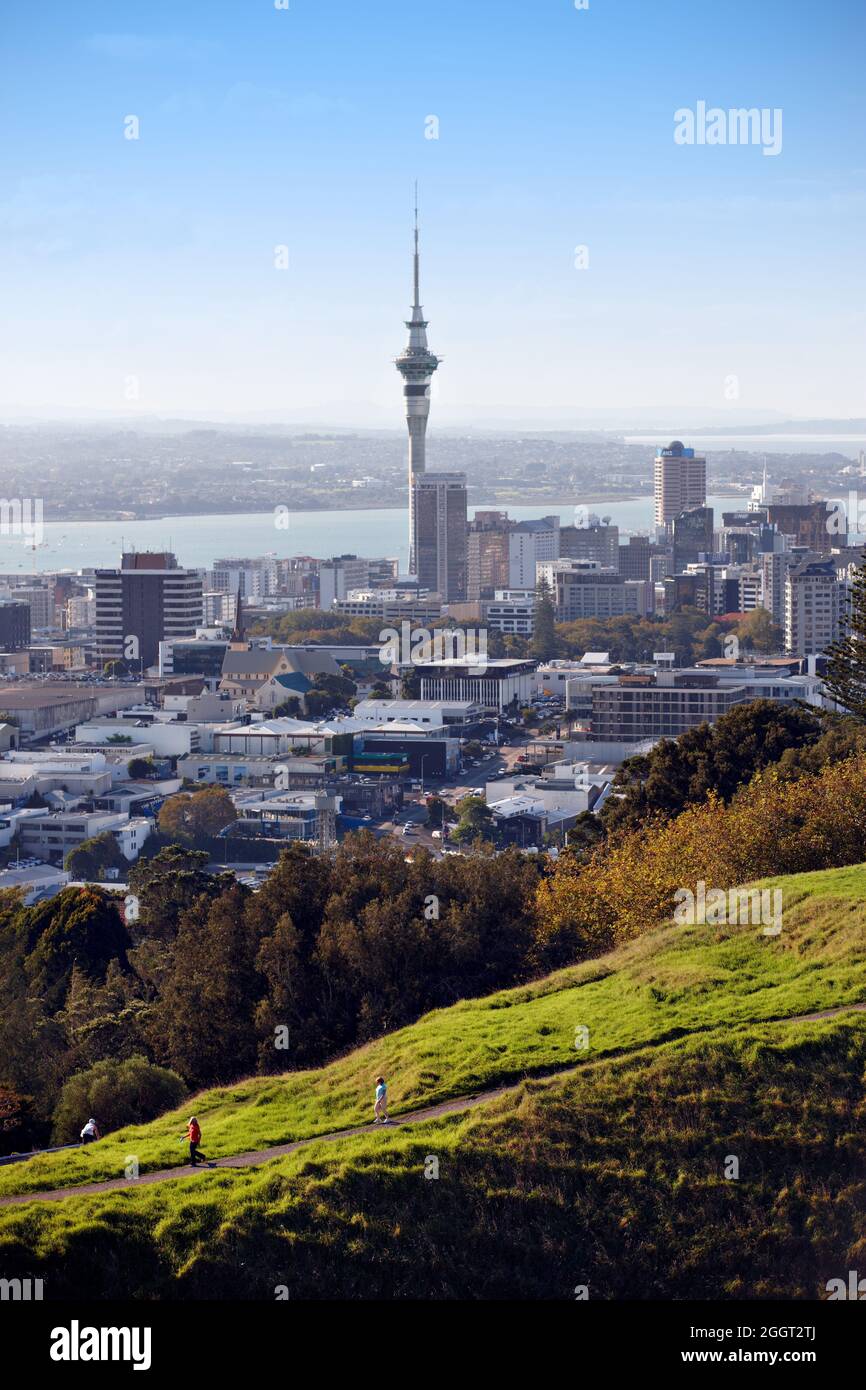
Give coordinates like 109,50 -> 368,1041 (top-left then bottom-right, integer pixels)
182,1116 -> 206,1166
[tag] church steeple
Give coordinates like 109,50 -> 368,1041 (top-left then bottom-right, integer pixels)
228,589 -> 247,649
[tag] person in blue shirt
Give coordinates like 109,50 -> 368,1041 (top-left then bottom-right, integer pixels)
374,1075 -> 390,1124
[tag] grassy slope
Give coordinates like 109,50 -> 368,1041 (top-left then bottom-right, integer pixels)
1,1014 -> 864,1299
1,862 -> 864,1205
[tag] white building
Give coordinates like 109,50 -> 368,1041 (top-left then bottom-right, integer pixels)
508,517 -> 561,588
784,558 -> 843,656
74,719 -> 201,757
487,590 -> 535,636
17,810 -> 153,863
351,698 -> 477,727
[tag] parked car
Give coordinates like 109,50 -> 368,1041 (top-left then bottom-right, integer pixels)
431,830 -> 442,839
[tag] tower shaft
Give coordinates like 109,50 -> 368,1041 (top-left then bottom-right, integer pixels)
395,190 -> 441,573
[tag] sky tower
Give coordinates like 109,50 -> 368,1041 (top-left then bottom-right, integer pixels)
395,188 -> 441,573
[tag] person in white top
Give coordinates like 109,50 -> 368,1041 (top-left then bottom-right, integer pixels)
80,1118 -> 100,1144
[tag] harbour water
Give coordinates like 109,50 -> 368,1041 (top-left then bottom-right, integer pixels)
0,495 -> 745,575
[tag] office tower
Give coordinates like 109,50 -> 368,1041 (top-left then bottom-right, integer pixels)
673,506 -> 714,572
212,557 -> 279,599
410,473 -> 467,602
318,555 -> 400,610
0,599 -> 31,650
0,583 -> 54,631
618,535 -> 651,580
784,557 -> 842,656
395,192 -> 441,572
65,592 -> 96,629
654,440 -> 707,529
95,552 -> 203,669
759,551 -> 796,628
560,519 -> 620,569
467,512 -> 511,599
548,563 -> 653,621
766,501 -> 841,556
508,516 -> 561,588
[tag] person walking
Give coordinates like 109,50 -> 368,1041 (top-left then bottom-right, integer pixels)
183,1116 -> 207,1166
373,1076 -> 390,1124
80,1118 -> 100,1145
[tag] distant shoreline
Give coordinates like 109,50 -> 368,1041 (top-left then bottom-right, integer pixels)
43,494 -> 659,524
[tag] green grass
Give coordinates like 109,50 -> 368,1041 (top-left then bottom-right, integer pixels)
1,1014 -> 864,1299
2,861 -> 865,1202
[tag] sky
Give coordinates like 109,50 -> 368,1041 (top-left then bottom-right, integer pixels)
0,0 -> 864,425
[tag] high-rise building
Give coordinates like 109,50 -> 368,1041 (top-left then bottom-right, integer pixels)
785,556 -> 842,656
212,557 -> 279,599
395,193 -> 441,573
0,583 -> 54,631
508,516 -> 561,588
560,519 -> 619,570
467,512 -> 511,600
654,441 -> 707,529
759,551 -> 795,628
318,555 -> 399,610
673,506 -> 714,572
95,552 -> 203,669
545,562 -> 654,622
410,473 -> 467,602
0,599 -> 31,651
766,501 -> 841,556
618,535 -> 651,580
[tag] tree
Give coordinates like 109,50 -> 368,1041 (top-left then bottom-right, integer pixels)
304,690 -> 336,719
158,787 -> 237,845
126,844 -> 220,939
65,831 -> 127,881
452,796 -> 496,844
531,576 -> 557,661
401,666 -> 422,699
273,696 -> 302,718
18,887 -> 131,1012
0,1085 -> 36,1156
312,672 -> 356,703
426,795 -> 449,828
823,563 -> 866,720
106,733 -> 134,744
127,756 -> 156,779
51,1055 -> 186,1144
736,606 -> 783,654
601,699 -> 822,833
149,885 -> 259,1086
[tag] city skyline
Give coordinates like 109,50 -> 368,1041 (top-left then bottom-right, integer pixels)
0,0 -> 864,423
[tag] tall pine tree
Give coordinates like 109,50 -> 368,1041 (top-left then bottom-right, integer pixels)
823,562 -> 866,720
531,576 -> 557,661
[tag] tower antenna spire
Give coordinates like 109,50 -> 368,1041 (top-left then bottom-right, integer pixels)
413,180 -> 420,309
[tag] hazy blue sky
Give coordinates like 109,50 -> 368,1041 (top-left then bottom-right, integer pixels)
0,0 -> 863,422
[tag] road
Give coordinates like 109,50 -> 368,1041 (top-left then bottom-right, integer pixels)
383,743 -> 532,856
